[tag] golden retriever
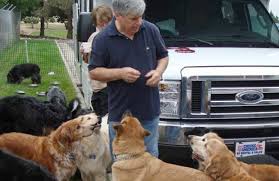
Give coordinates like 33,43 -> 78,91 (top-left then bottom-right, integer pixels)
111,113 -> 213,181
0,113 -> 99,181
199,138 -> 258,180
188,133 -> 279,181
187,132 -> 223,171
75,114 -> 112,181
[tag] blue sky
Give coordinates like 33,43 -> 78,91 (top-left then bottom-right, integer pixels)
270,0 -> 279,17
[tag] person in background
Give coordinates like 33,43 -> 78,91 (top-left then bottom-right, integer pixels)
80,5 -> 113,118
89,0 -> 169,158
81,5 -> 113,64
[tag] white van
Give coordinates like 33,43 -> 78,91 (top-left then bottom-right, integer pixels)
74,0 -> 279,165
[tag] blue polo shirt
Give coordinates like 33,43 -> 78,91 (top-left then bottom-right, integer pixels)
88,19 -> 168,122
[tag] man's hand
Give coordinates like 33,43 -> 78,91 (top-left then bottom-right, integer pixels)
145,70 -> 162,87
121,67 -> 141,83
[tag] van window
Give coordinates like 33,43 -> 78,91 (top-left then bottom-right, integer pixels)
248,3 -> 268,37
145,0 -> 279,48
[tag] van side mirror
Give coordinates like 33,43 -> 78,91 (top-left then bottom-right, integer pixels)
77,12 -> 96,42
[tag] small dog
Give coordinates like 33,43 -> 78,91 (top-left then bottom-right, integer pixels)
7,63 -> 41,84
0,150 -> 56,181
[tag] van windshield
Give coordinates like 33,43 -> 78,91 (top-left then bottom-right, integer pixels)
145,0 -> 279,48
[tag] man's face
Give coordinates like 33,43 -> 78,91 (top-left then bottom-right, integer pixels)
117,14 -> 142,35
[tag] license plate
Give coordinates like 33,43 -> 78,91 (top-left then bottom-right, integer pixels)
235,141 -> 265,158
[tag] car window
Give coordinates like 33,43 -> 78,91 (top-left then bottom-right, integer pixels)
145,0 -> 279,47
247,3 -> 268,37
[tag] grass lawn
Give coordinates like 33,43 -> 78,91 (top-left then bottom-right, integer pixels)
22,22 -> 67,39
0,39 -> 77,101
31,29 -> 67,39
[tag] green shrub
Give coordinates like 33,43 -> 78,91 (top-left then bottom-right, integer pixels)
23,16 -> 40,24
49,17 -> 55,23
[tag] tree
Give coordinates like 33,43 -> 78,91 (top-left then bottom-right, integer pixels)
0,0 -> 7,7
2,0 -> 73,39
1,0 -> 47,37
34,0 -> 48,37
23,16 -> 40,28
48,0 -> 73,39
1,0 -> 41,17
270,11 -> 279,23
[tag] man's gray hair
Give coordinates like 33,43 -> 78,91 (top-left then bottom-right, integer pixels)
112,0 -> 146,16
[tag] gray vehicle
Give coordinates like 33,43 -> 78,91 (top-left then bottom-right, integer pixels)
74,0 -> 279,166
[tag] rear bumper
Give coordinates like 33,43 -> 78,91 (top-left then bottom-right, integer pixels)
158,118 -> 279,166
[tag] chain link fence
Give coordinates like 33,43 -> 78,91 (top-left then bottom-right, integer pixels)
0,4 -> 20,51
0,12 -> 84,104
0,38 -> 83,100
56,39 -> 81,86
0,4 -> 89,108
1,38 -> 80,83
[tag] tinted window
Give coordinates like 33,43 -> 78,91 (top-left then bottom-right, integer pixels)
145,0 -> 279,47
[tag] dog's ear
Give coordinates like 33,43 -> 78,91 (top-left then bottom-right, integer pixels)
59,127 -> 73,144
122,110 -> 132,119
67,98 -> 81,119
205,155 -> 220,180
113,124 -> 123,134
143,129 -> 150,137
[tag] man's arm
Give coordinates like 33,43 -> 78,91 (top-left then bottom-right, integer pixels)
155,56 -> 169,75
145,56 -> 169,87
90,67 -> 141,83
145,23 -> 169,87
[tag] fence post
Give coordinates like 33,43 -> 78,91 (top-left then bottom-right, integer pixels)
25,39 -> 29,63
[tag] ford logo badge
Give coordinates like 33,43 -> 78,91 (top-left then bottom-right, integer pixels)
236,90 -> 264,104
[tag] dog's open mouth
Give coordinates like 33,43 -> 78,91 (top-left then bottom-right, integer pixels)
192,152 -> 205,162
91,123 -> 101,131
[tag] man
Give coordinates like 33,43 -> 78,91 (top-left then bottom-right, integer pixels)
89,0 -> 169,158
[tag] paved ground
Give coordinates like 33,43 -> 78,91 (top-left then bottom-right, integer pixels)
55,39 -> 88,109
55,40 -> 80,85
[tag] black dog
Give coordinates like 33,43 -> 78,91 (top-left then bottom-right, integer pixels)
0,150 -> 56,181
47,86 -> 67,107
184,127 -> 211,138
7,63 -> 41,84
46,86 -> 92,120
0,93 -> 90,135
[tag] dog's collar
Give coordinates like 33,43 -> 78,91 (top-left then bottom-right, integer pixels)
114,152 -> 144,162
